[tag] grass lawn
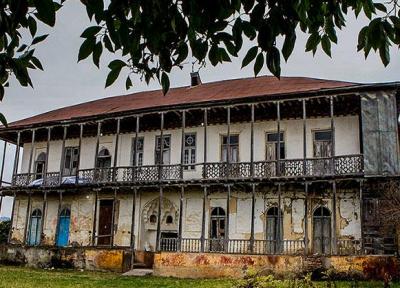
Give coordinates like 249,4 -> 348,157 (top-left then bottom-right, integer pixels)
0,265 -> 397,288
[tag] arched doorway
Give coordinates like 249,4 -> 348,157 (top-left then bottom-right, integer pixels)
313,206 -> 332,254
96,148 -> 112,182
28,209 -> 42,246
209,207 -> 226,252
266,206 -> 283,254
34,152 -> 46,180
56,208 -> 71,247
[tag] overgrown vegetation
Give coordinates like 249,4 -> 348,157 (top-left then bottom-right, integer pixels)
0,220 -> 10,244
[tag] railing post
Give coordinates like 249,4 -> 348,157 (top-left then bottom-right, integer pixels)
27,129 -> 36,185
58,126 -> 67,185
250,104 -> 255,178
8,192 -> 16,244
23,191 -> 32,245
178,185 -> 184,251
44,127 -> 51,186
202,109 -> 208,179
304,182 -> 309,255
180,110 -> 186,180
200,185 -> 207,252
332,181 -> 338,255
92,188 -> 99,246
276,102 -> 281,177
40,190 -> 47,245
12,131 -> 21,184
302,99 -> 307,176
130,187 -> 137,266
250,183 -> 256,253
75,124 -> 83,185
225,184 -> 231,252
330,96 -> 335,174
156,186 -> 163,251
112,118 -> 121,182
0,141 -> 7,186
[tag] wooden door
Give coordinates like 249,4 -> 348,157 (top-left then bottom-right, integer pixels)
97,200 -> 113,246
313,207 -> 331,254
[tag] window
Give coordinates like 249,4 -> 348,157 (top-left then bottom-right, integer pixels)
183,133 -> 196,170
34,152 -> 46,180
149,214 -> 157,224
313,130 -> 332,158
221,135 -> 239,163
155,135 -> 171,165
63,147 -> 79,176
131,137 -> 144,166
166,215 -> 173,224
96,148 -> 111,168
28,209 -> 42,246
266,132 -> 285,160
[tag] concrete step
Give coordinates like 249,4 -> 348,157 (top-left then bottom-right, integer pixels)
122,268 -> 153,277
131,262 -> 147,268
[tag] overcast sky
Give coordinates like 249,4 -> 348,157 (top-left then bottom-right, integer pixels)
0,1 -> 399,217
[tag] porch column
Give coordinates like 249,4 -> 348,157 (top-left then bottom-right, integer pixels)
156,186 -> 163,251
54,190 -> 63,246
40,190 -> 47,245
0,193 -> 3,218
178,185 -> 184,251
276,102 -> 281,177
202,109 -> 208,179
330,96 -> 335,173
8,192 -> 16,244
130,187 -> 137,249
75,124 -> 83,185
225,184 -> 231,251
92,189 -> 99,246
200,186 -> 207,252
44,128 -> 51,185
58,126 -> 67,185
331,181 -> 337,254
110,187 -> 117,247
133,116 -> 140,181
112,118 -> 121,182
250,183 -> 256,252
94,121 -> 102,169
277,183 -> 282,252
359,180 -> 364,253
23,191 -> 32,245
250,104 -> 255,177
302,99 -> 307,175
159,112 -> 164,181
12,131 -> 21,184
304,182 -> 309,255
226,107 -> 231,178
0,141 -> 7,186
27,129 -> 36,184
180,110 -> 186,179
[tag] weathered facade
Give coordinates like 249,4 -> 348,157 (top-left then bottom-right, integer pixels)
0,76 -> 399,276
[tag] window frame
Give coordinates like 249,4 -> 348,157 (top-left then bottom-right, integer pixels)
265,131 -> 286,161
183,132 -> 197,170
63,146 -> 80,176
131,136 -> 144,166
312,129 -> 333,158
155,134 -> 171,165
220,134 -> 240,163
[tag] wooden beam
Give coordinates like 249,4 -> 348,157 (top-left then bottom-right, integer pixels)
277,102 -> 281,177
0,141 -> 7,186
54,190 -> 63,246
225,184 -> 231,252
44,128 -> 51,185
178,186 -> 184,251
75,124 -> 83,185
200,186 -> 207,252
112,118 -> 121,182
156,186 -> 163,251
332,181 -> 337,254
110,188 -> 117,247
8,192 -> 16,244
202,109 -> 208,179
23,192 -> 32,245
158,113 -> 164,181
92,189 -> 99,246
12,132 -> 21,183
180,111 -> 186,179
40,191 -> 47,245
250,104 -> 255,177
250,183 -> 256,252
94,122 -> 102,169
303,100 -> 307,175
58,126 -> 67,185
304,182 -> 309,255
27,129 -> 36,182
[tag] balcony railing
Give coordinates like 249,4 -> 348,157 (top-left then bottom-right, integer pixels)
160,238 -> 361,256
10,154 -> 363,187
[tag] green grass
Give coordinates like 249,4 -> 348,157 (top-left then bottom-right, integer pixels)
0,265 -> 397,288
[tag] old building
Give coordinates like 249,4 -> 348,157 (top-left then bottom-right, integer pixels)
0,75 -> 399,275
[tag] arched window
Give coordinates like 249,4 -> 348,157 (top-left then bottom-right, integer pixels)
57,208 -> 71,247
313,206 -> 332,254
149,214 -> 157,224
96,148 -> 111,168
166,215 -> 173,224
266,207 -> 283,254
34,152 -> 46,180
210,207 -> 226,252
28,209 -> 42,246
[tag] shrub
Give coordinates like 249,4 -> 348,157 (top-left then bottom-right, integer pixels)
0,220 -> 11,244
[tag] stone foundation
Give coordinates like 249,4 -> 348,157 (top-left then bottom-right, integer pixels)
154,252 -> 400,280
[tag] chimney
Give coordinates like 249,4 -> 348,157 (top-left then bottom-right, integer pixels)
190,72 -> 202,87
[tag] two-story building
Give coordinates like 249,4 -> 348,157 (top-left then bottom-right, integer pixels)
0,75 -> 399,276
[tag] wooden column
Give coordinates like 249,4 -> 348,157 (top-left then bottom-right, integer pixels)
226,107 -> 231,177
8,192 -> 16,244
304,182 -> 309,255
112,118 -> 121,182
75,124 -> 83,185
250,184 -> 256,252
302,99 -> 307,175
40,190 -> 47,245
178,186 -> 184,251
130,187 -> 137,249
44,128 -> 51,185
277,183 -> 282,252
94,121 -> 102,169
359,180 -> 364,253
225,184 -> 231,251
0,141 -> 7,186
23,192 -> 32,245
276,102 -> 281,177
0,193 -> 3,218
180,110 -> 186,179
92,189 -> 99,246
12,131 -> 21,183
332,181 -> 337,254
200,186 -> 207,252
27,129 -> 36,183
110,188 -> 117,247
202,109 -> 208,179
250,104 -> 255,177
156,186 -> 163,251
330,96 -> 335,173
58,126 -> 67,185
158,112 -> 164,181
54,190 -> 63,246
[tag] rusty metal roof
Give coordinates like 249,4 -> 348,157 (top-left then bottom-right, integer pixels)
6,76 -> 362,129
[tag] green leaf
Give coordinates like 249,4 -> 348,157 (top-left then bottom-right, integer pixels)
17,45 -> 28,53
161,72 -> 170,95
31,56 -> 43,70
0,113 -> 7,127
374,3 -> 387,13
28,17 -> 37,37
32,34 -> 49,45
105,66 -> 124,88
0,86 -> 3,102
92,42 -> 103,68
103,35 -> 114,52
126,76 -> 132,90
266,47 -> 281,78
305,33 -> 321,54
321,35 -> 331,57
81,26 -> 102,38
357,26 -> 369,51
253,53 -> 264,76
108,59 -> 126,70
242,46 -> 258,68
33,0 -> 56,27
379,40 -> 390,66
78,37 -> 95,61
282,33 -> 296,62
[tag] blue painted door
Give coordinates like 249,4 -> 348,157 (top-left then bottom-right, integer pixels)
57,209 -> 70,247
28,215 -> 41,246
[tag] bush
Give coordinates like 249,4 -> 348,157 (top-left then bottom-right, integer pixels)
0,220 -> 11,244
